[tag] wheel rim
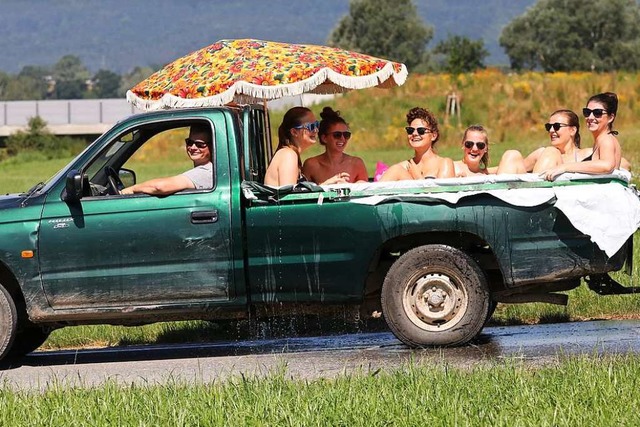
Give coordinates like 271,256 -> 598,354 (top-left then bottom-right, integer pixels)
402,272 -> 468,331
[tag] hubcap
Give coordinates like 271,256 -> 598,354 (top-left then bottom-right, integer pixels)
402,273 -> 468,331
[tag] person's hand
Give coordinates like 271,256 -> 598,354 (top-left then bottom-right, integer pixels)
324,172 -> 350,185
406,159 -> 422,179
541,166 -> 565,181
120,187 -> 133,195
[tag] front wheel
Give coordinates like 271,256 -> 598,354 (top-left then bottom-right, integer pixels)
381,244 -> 490,347
0,285 -> 18,361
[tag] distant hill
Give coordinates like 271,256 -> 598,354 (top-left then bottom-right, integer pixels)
0,0 -> 535,74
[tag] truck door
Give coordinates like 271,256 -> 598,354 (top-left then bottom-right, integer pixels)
37,117 -> 236,309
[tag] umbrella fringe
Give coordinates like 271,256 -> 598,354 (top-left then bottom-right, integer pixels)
126,62 -> 408,110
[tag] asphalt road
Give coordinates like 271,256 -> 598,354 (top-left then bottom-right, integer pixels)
1,319 -> 639,391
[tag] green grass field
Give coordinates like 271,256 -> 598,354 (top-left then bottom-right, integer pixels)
2,356 -> 640,426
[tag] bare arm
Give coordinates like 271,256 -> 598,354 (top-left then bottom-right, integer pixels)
121,175 -> 194,196
352,158 -> 369,182
265,149 -> 300,186
543,139 -> 620,180
438,157 -> 455,178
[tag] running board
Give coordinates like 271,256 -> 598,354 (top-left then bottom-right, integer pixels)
585,274 -> 640,295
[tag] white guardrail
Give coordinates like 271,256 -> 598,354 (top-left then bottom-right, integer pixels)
0,94 -> 336,137
0,99 -> 143,137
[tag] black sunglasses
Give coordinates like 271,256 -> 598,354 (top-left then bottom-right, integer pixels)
405,127 -> 431,135
464,140 -> 487,150
185,138 -> 209,149
582,108 -> 607,118
329,131 -> 352,140
544,122 -> 570,132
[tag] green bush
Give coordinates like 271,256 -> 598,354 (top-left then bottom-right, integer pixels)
4,116 -> 87,160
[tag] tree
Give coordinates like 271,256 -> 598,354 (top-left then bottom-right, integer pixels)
118,66 -> 156,97
433,35 -> 489,74
93,69 -> 122,98
52,55 -> 91,99
500,0 -> 640,72
328,0 -> 433,70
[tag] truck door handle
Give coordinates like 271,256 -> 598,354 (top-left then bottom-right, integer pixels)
190,210 -> 218,224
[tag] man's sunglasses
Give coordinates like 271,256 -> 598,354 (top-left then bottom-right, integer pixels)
294,121 -> 320,132
464,140 -> 487,150
405,127 -> 431,135
582,108 -> 607,118
185,138 -> 209,149
329,131 -> 352,140
544,122 -> 570,132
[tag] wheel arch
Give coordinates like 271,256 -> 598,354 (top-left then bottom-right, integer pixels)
362,231 -> 507,313
0,261 -> 29,325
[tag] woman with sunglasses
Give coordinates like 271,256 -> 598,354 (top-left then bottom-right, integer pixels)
515,109 -> 593,173
379,107 -> 454,181
302,107 -> 368,183
454,125 -> 490,177
264,106 -> 350,187
542,92 -> 624,181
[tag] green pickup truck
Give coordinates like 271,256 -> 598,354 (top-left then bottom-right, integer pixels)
0,104 -> 638,361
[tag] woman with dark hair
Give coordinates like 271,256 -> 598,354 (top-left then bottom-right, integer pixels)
542,92 -> 623,180
264,106 -> 349,186
453,124 -> 491,177
380,106 -> 454,181
500,109 -> 592,174
302,107 -> 368,183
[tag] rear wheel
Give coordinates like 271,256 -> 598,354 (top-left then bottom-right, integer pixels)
381,244 -> 490,347
0,285 -> 18,361
8,326 -> 51,358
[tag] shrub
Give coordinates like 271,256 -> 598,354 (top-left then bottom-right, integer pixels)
4,116 -> 87,160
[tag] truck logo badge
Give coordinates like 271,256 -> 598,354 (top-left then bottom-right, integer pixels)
49,218 -> 72,229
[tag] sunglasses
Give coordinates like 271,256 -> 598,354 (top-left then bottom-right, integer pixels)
405,126 -> 431,135
185,138 -> 209,149
464,140 -> 487,150
294,121 -> 320,132
544,122 -> 570,132
329,131 -> 352,140
582,108 -> 607,118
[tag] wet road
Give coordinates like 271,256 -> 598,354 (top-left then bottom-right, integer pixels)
1,319 -> 639,390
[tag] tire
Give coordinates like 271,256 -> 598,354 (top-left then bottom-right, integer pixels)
7,326 -> 51,358
381,244 -> 490,347
0,285 -> 18,361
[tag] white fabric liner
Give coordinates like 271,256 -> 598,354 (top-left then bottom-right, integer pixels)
126,62 -> 408,111
330,171 -> 638,258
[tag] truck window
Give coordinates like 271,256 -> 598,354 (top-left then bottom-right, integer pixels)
81,120 -> 215,197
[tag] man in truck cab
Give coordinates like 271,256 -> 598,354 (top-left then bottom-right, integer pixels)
120,124 -> 213,195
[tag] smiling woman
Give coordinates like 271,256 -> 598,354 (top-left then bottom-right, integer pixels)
264,106 -> 351,187
302,107 -> 368,183
453,124 -> 490,177
379,106 -> 455,180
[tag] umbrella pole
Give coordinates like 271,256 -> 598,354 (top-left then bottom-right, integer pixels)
263,98 -> 273,158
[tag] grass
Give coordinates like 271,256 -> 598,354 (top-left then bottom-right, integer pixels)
1,355 -> 640,425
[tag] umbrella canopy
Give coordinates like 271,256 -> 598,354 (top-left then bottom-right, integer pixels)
127,38 -> 408,111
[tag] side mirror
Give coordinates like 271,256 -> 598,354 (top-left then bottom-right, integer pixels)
119,168 -> 136,188
62,169 -> 84,202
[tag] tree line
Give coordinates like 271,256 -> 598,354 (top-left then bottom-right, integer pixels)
1,0 -> 640,102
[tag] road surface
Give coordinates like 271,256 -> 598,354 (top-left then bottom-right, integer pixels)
1,319 -> 639,390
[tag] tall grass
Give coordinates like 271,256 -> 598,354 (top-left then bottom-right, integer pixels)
1,356 -> 640,426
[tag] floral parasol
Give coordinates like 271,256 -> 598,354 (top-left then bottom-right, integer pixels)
126,38 -> 408,111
